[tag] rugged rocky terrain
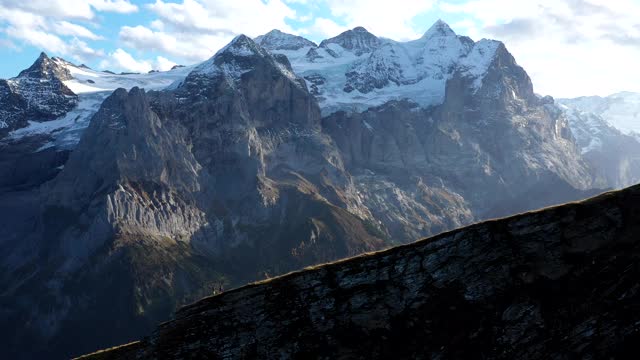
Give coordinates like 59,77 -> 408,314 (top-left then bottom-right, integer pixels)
0,21 -> 624,359
79,183 -> 640,360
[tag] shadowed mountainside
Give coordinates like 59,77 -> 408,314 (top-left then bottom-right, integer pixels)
79,183 -> 640,359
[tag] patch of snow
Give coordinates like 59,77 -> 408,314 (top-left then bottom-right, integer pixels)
559,92 -> 640,136
560,103 -> 622,154
458,40 -> 501,91
266,22 -> 499,115
63,63 -> 193,94
9,92 -> 106,150
7,62 -> 193,150
215,35 -> 258,58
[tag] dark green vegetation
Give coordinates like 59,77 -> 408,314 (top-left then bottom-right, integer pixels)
80,184 -> 640,359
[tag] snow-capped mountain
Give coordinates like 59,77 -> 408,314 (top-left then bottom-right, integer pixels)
559,92 -> 640,137
559,92 -> 640,188
4,55 -> 191,150
559,99 -> 640,188
0,21 -> 617,359
0,53 -> 192,191
0,52 -> 77,134
257,21 -> 503,114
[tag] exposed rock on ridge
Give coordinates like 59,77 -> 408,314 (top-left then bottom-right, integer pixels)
81,184 -> 640,359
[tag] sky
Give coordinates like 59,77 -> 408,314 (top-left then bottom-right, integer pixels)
1,0 -> 640,98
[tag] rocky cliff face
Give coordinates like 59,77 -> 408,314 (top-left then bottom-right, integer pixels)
80,184 -> 640,360
321,41 -> 599,242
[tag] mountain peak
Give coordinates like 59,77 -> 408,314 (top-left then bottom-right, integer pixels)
265,29 -> 285,36
423,19 -> 456,39
319,26 -> 381,55
17,51 -> 73,81
37,51 -> 50,61
255,29 -> 317,50
185,34 -> 303,89
215,34 -> 264,58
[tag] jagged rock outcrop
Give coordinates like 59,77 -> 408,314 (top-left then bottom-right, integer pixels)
80,184 -> 640,360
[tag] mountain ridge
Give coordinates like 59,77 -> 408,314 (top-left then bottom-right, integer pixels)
78,182 -> 640,359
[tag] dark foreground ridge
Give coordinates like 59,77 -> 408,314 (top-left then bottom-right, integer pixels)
78,185 -> 640,359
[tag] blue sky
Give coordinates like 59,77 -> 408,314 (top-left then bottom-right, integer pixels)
1,0 -> 640,98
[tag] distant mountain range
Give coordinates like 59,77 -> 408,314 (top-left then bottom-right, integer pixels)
1,20 -> 639,359
558,94 -> 640,189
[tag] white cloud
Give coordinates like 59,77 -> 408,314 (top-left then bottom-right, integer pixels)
299,18 -> 348,39
88,0 -> 138,14
4,26 -> 68,54
0,38 -> 20,51
146,0 -> 296,36
0,2 -> 123,63
155,56 -> 177,71
53,21 -> 103,40
100,49 -> 179,73
0,0 -> 95,20
150,20 -> 165,31
441,0 -> 640,97
112,0 -> 301,64
68,38 -> 105,59
119,25 -> 221,61
104,48 -> 153,73
321,0 -> 437,40
0,0 -> 138,20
